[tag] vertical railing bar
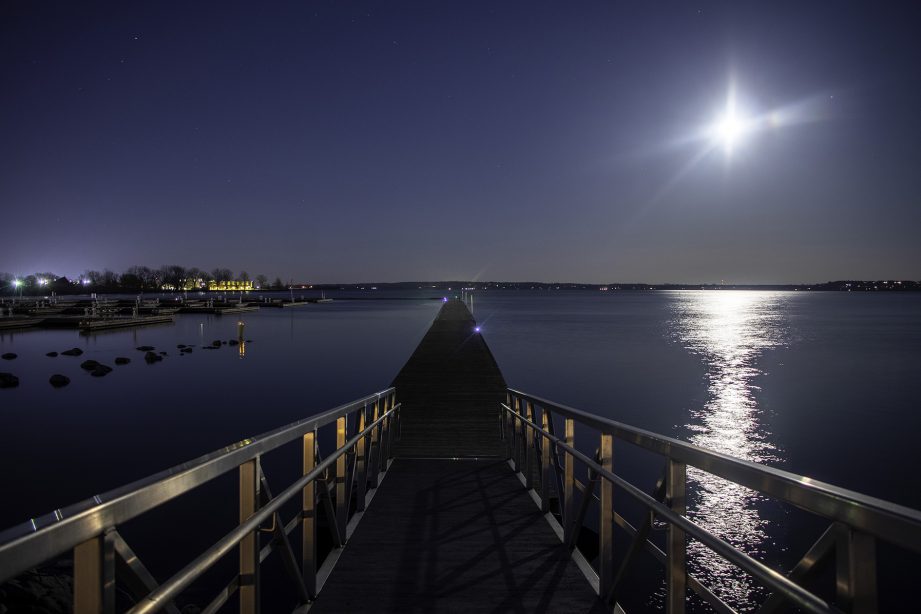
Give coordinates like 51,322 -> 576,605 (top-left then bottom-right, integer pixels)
382,395 -> 393,468
73,530 -> 116,614
563,417 -> 575,545
369,400 -> 381,488
335,416 -> 348,544
301,430 -> 317,599
390,390 -> 403,446
524,401 -> 535,489
599,432 -> 614,598
239,457 -> 261,614
343,411 -> 358,522
356,403 -> 369,511
512,395 -> 521,472
666,459 -> 687,614
540,406 -> 553,512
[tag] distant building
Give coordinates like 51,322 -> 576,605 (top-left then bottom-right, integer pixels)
208,280 -> 254,291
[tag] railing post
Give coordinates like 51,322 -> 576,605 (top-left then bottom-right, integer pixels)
73,529 -> 115,614
524,401 -> 535,489
666,459 -> 687,614
381,395 -> 392,468
540,407 -> 552,512
512,395 -> 522,471
336,415 -> 348,544
563,417 -> 575,545
356,404 -> 369,511
302,430 -> 317,598
836,526 -> 878,613
239,457 -> 261,614
598,432 -> 614,599
390,390 -> 403,441
369,399 -> 381,488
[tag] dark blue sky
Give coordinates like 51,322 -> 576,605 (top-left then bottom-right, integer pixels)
2,1 -> 919,284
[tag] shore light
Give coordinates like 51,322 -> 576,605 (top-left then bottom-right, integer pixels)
474,326 -> 481,333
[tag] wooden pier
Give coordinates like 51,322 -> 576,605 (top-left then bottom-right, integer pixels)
313,300 -> 602,611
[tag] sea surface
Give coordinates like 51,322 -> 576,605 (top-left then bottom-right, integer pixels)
1,289 -> 919,611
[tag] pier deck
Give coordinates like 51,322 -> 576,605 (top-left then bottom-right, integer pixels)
393,300 -> 507,457
311,458 -> 604,613
314,300 -> 601,612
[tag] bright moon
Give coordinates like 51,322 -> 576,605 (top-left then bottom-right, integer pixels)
708,89 -> 755,154
711,108 -> 752,153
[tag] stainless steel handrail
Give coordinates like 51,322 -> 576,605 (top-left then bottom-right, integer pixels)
503,404 -> 836,614
0,387 -> 395,584
128,406 -> 396,614
508,388 -> 921,552
504,388 -> 921,614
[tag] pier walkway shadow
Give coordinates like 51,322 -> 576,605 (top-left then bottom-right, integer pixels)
311,300 -> 603,612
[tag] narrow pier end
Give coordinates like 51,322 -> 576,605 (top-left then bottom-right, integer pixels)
392,299 -> 507,458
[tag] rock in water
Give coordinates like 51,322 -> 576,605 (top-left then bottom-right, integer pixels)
228,339 -> 238,346
2,352 -> 17,360
212,340 -> 222,348
80,360 -> 100,371
144,351 -> 162,364
61,348 -> 83,356
136,345 -> 155,352
0,373 -> 19,388
49,374 -> 70,388
114,357 -> 131,365
46,351 -> 59,357
91,365 -> 113,377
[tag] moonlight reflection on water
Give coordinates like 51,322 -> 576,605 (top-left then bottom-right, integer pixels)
670,291 -> 791,609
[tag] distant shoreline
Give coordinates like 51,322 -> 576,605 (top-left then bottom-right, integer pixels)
4,279 -> 919,299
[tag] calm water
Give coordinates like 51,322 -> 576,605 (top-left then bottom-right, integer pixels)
2,289 -> 920,610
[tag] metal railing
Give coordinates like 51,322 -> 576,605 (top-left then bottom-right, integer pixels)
502,388 -> 921,614
0,387 -> 400,613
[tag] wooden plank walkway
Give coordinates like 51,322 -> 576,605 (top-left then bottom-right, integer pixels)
311,300 -> 603,612
392,300 -> 507,458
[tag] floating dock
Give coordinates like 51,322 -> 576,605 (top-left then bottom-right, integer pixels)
78,315 -> 175,332
259,300 -> 311,308
177,305 -> 259,315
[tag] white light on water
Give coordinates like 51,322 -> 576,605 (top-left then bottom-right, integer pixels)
671,290 -> 790,608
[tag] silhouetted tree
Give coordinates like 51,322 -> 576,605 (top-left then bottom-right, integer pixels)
211,268 -> 233,282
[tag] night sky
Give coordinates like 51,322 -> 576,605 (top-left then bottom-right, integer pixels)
2,1 -> 920,284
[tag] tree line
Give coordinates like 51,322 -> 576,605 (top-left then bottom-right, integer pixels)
1,266 -> 288,294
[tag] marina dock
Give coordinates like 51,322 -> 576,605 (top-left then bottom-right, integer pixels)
0,300 -> 919,613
